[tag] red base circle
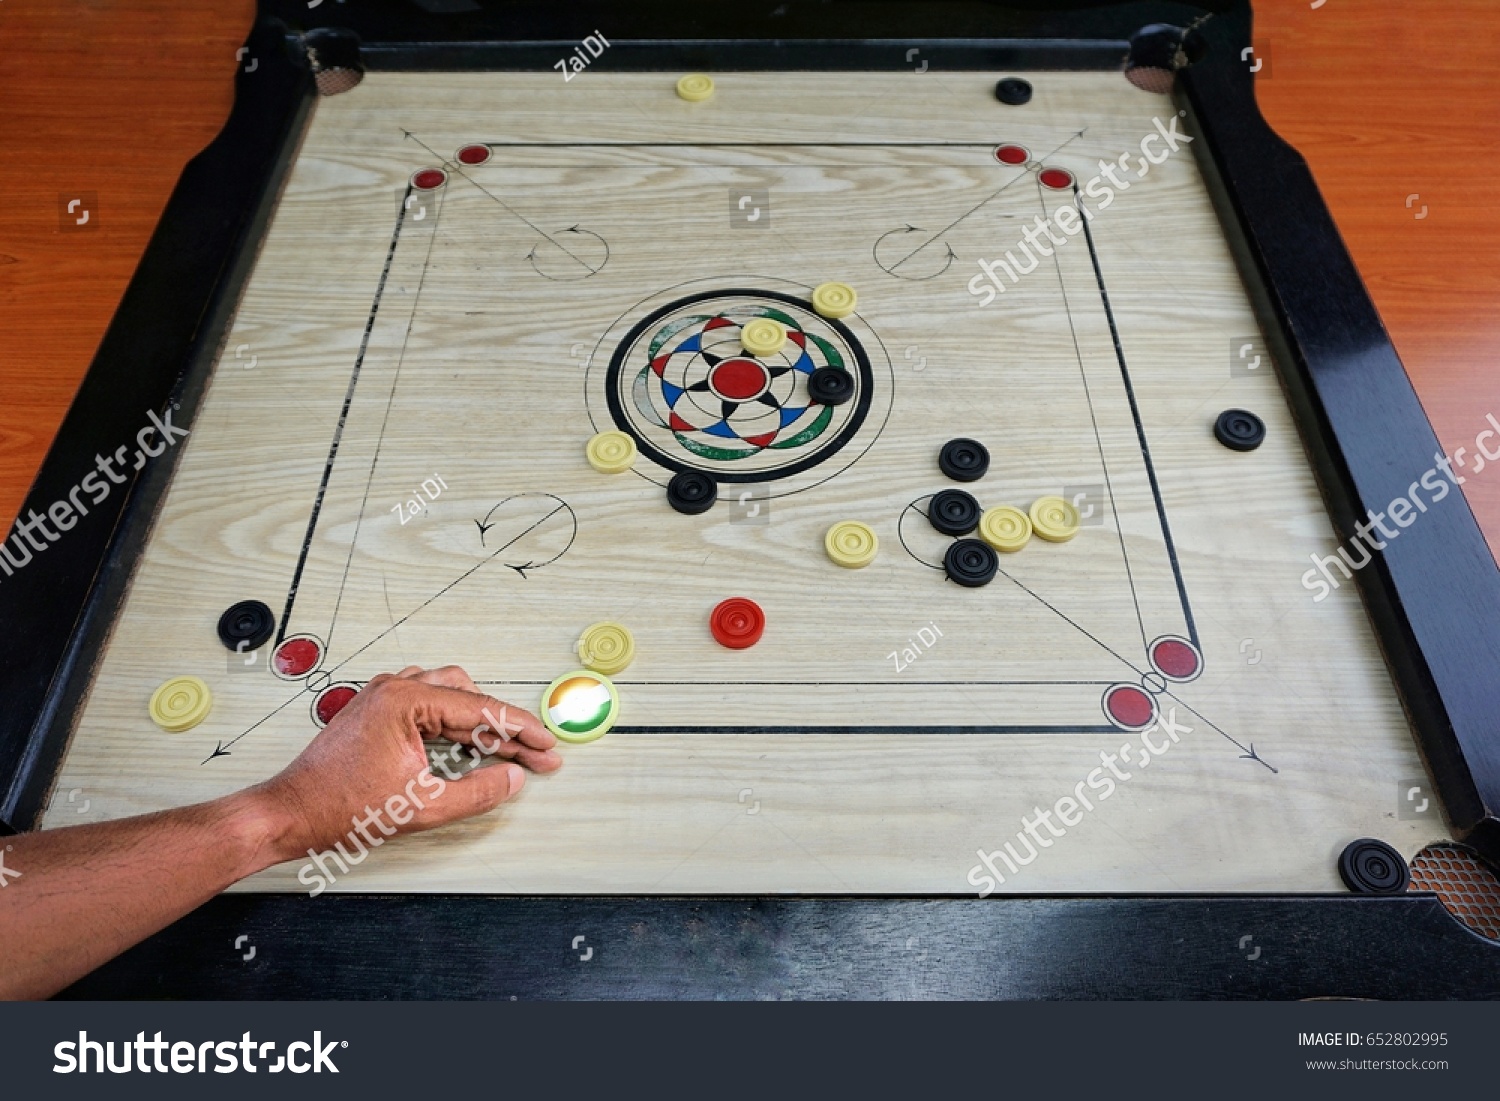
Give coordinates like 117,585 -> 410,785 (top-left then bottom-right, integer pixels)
1039,167 -> 1075,190
1149,636 -> 1203,682
314,684 -> 359,727
1103,683 -> 1158,731
272,635 -> 324,678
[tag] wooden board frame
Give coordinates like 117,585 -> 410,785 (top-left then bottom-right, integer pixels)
5,0 -> 1500,997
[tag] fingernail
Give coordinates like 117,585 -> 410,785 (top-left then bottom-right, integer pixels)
507,763 -> 526,795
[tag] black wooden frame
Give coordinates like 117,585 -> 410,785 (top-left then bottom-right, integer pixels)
6,0 -> 1500,997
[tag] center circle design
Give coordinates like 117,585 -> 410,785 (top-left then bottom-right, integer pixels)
709,358 -> 771,402
601,287 -> 878,485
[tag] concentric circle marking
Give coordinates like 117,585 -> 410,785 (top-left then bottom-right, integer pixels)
456,144 -> 491,166
994,143 -> 1030,165
1103,683 -> 1158,732
411,167 -> 447,191
149,676 -> 213,733
1149,635 -> 1203,682
599,287 -> 880,485
542,670 -> 620,743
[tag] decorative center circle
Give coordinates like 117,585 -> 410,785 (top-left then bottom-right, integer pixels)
600,287 -> 879,485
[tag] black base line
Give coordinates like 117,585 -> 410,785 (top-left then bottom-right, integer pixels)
326,182 -> 450,655
278,188 -> 411,646
1046,178 -> 1151,654
477,680 -> 1119,688
599,725 -> 1123,736
1077,179 -> 1199,647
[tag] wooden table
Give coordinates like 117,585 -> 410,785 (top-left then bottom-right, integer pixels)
3,0 -> 1498,561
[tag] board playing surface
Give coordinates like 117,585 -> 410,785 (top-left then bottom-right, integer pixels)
40,70 -> 1429,893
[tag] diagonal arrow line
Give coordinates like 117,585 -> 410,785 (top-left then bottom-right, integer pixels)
211,504 -> 567,757
887,128 -> 1088,272
402,130 -> 595,272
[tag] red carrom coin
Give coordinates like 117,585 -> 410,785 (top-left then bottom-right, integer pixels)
710,597 -> 765,649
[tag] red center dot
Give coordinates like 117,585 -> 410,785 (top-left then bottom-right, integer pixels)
1039,167 -> 1075,190
710,358 -> 770,400
1105,685 -> 1156,729
994,144 -> 1029,165
412,168 -> 447,191
456,144 -> 491,166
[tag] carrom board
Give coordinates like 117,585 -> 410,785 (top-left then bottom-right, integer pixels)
6,0 -> 1500,998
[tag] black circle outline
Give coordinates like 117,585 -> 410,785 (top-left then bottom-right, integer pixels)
604,288 -> 875,485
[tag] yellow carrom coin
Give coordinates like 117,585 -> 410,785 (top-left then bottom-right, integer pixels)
586,430 -> 637,474
577,621 -> 636,675
979,505 -> 1032,552
148,676 -> 213,733
824,520 -> 878,568
739,318 -> 787,357
811,281 -> 857,318
1029,495 -> 1081,542
675,73 -> 715,101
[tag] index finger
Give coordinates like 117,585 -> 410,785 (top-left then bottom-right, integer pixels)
407,683 -> 556,752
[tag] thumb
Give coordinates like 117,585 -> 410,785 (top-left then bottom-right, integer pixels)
412,761 -> 525,829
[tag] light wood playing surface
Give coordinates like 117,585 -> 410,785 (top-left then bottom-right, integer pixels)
39,71 -> 1432,893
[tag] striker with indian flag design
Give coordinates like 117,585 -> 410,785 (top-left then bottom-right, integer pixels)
541,669 -> 620,743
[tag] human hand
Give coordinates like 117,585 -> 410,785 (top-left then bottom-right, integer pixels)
239,665 -> 561,865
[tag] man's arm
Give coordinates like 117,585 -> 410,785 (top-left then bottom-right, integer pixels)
0,665 -> 560,1000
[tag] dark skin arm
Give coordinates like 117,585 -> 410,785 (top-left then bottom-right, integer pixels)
0,665 -> 560,1000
